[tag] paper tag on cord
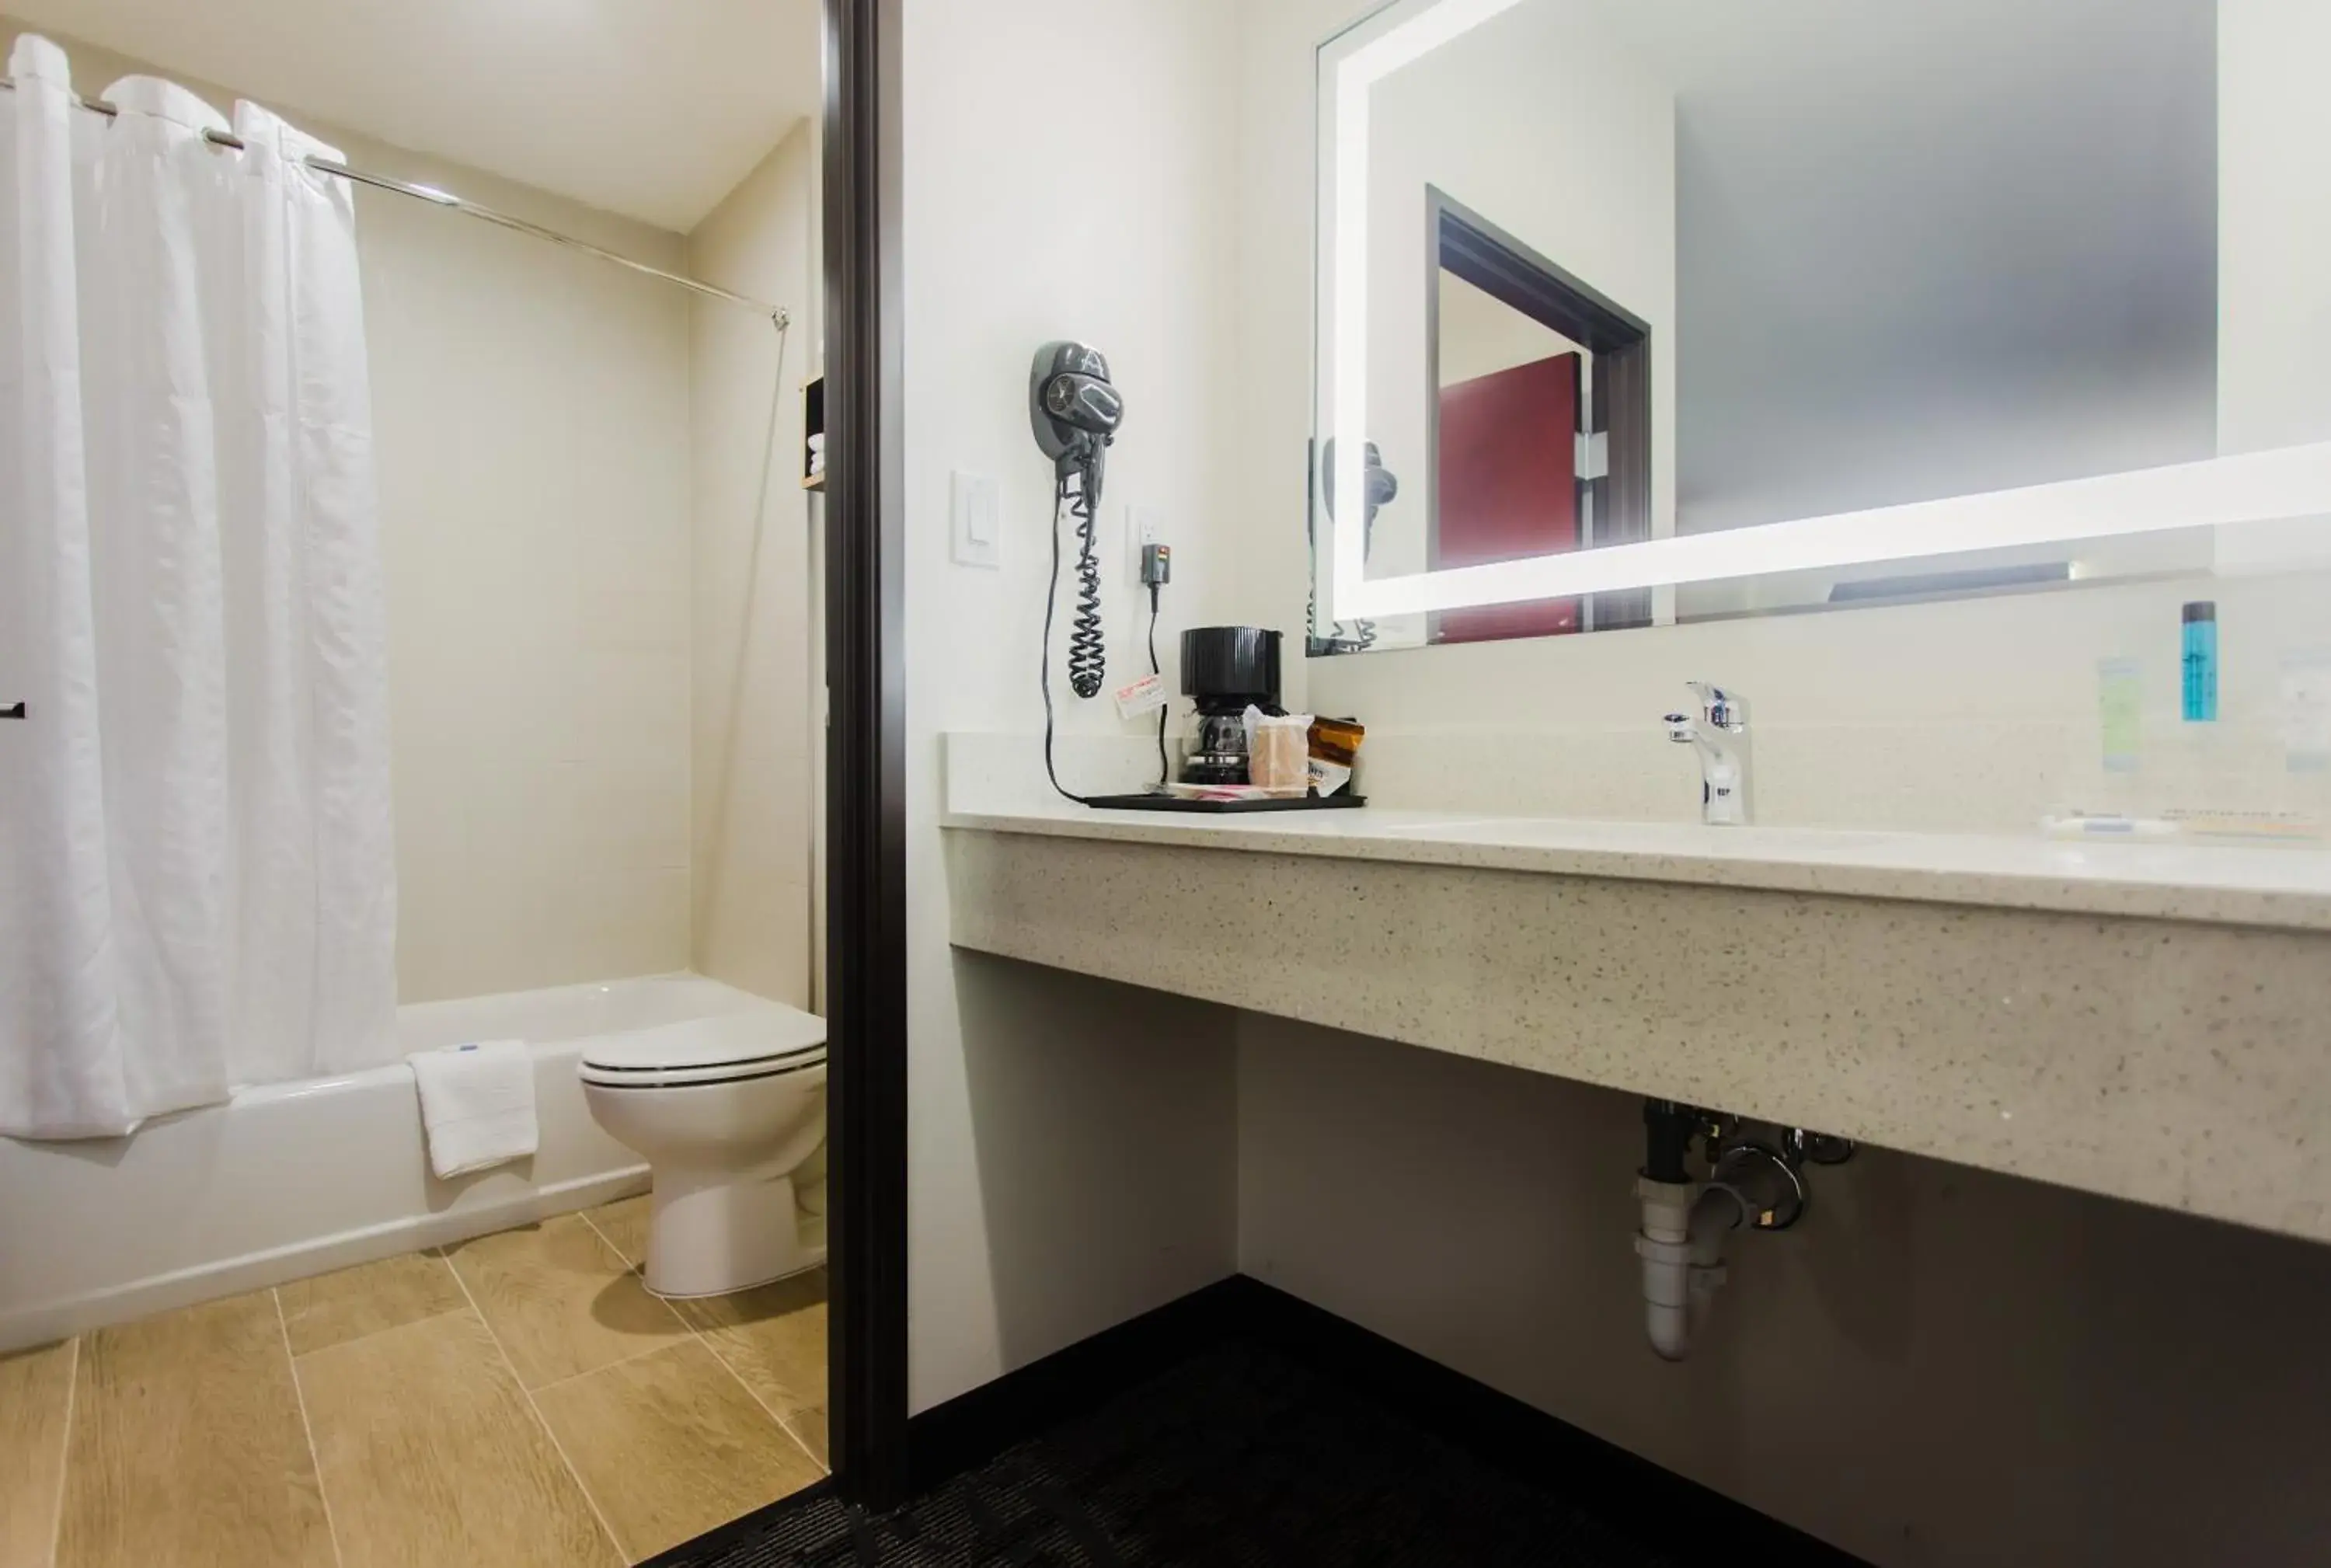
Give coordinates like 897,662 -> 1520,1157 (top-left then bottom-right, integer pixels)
1113,673 -> 1169,720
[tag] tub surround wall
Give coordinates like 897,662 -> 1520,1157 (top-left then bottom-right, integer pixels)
371,162 -> 695,1005
687,118 -> 822,1011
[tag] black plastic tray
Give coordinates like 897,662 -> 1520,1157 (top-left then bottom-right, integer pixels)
1082,793 -> 1367,814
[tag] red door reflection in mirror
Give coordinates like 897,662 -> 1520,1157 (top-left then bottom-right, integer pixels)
1433,350 -> 1580,643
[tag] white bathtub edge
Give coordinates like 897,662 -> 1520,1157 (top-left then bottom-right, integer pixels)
0,1162 -> 648,1354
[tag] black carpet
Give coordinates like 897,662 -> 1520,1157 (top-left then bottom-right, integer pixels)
662,1340 -> 1688,1568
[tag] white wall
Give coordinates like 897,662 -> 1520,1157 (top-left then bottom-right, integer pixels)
1436,273 -> 1577,388
686,121 -> 820,1009
1236,0 -> 1350,655
902,0 -> 1248,1412
0,20 -> 702,1005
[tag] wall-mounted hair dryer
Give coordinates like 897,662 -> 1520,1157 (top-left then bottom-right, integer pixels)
1030,341 -> 1127,720
1029,340 -> 1164,802
1031,341 -> 1125,507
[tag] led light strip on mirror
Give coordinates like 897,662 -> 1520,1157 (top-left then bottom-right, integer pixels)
1337,441 -> 2331,618
1319,0 -> 2331,624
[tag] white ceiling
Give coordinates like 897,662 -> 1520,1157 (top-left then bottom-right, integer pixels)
5,0 -> 822,231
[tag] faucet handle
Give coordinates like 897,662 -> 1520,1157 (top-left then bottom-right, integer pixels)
1663,712 -> 1696,742
1684,681 -> 1746,732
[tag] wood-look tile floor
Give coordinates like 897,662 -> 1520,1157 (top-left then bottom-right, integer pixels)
0,1200 -> 828,1568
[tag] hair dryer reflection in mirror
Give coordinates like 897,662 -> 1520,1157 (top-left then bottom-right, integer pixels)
1311,437 -> 1395,653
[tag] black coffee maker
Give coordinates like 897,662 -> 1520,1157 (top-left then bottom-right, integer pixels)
1179,627 -> 1283,786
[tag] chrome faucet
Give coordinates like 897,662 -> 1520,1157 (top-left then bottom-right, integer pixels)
1664,681 -> 1751,826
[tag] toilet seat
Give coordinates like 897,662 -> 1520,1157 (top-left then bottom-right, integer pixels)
579,1008 -> 828,1090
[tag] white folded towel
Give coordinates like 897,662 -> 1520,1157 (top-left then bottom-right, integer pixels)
408,1040 -> 538,1179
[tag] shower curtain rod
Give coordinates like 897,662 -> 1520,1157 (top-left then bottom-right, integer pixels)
0,77 -> 792,328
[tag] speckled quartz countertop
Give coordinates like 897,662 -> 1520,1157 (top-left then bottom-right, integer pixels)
943,801 -> 2331,933
942,731 -> 2331,1242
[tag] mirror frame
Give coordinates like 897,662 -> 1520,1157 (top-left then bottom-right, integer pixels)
1315,0 -> 2331,629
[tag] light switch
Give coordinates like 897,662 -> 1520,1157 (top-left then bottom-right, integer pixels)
951,471 -> 1000,569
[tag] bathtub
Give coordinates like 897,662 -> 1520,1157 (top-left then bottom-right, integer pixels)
0,972 -> 779,1353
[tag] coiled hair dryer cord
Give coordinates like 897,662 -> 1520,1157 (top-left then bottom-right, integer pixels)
1063,462 -> 1105,699
1042,465 -> 1103,804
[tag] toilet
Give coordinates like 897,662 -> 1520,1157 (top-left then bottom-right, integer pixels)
579,1005 -> 828,1298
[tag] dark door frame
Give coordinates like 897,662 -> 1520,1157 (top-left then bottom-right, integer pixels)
1426,186 -> 1654,632
821,0 -> 911,1513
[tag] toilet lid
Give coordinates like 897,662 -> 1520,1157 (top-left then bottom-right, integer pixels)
580,1006 -> 827,1088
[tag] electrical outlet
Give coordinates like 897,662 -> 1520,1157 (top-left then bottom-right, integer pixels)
1127,505 -> 1165,583
950,471 -> 1000,570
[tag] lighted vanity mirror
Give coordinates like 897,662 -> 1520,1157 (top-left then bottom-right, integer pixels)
1308,0 -> 2331,654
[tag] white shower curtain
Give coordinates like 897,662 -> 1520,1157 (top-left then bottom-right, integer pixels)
0,36 -> 397,1138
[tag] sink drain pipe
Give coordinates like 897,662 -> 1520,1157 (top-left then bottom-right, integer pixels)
1635,1169 -> 1747,1361
1634,1099 -> 1841,1361
1635,1099 -> 1747,1361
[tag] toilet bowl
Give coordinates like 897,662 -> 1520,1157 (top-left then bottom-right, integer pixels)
579,1005 -> 828,1298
